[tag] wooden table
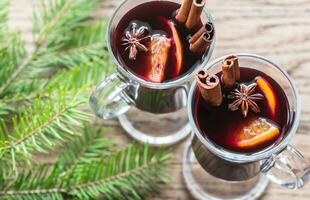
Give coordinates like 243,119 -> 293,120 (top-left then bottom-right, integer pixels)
9,0 -> 310,199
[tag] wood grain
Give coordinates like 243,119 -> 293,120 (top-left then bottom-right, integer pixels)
8,0 -> 310,199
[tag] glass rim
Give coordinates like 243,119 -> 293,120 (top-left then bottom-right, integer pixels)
187,53 -> 302,163
106,0 -> 215,89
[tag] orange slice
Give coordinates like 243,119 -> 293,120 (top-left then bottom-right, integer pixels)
169,20 -> 183,76
145,35 -> 171,83
256,77 -> 277,119
157,17 -> 183,77
235,117 -> 280,149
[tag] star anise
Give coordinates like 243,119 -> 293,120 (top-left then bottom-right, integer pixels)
121,23 -> 151,60
228,83 -> 264,117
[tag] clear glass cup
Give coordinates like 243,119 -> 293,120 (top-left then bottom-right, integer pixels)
89,0 -> 215,146
183,53 -> 310,199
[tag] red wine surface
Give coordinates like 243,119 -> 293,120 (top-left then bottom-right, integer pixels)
194,68 -> 291,153
113,1 -> 207,82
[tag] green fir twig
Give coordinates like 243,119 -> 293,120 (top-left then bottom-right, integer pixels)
0,144 -> 171,200
0,1 -> 172,199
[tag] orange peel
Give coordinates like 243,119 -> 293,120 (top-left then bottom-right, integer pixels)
235,117 -> 280,149
157,17 -> 183,77
256,76 -> 277,119
146,36 -> 171,83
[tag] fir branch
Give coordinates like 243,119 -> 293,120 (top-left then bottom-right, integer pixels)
1,78 -> 48,98
1,92 -> 51,105
0,57 -> 113,114
0,163 -> 66,200
0,89 -> 89,169
68,145 -> 171,200
46,57 -> 115,91
0,91 -> 51,118
0,54 -> 32,97
0,1 -> 172,199
0,0 -> 100,96
0,102 -> 14,117
0,0 -> 9,33
58,124 -> 114,177
0,145 -> 171,200
32,21 -> 109,70
0,32 -> 27,96
0,0 -> 27,95
35,0 -> 76,47
33,0 -> 97,48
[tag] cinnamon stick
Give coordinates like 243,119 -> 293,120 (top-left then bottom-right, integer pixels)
175,0 -> 193,23
221,55 -> 240,88
196,69 -> 222,106
221,58 -> 236,88
190,32 -> 213,54
225,55 -> 240,80
185,0 -> 206,30
189,22 -> 213,44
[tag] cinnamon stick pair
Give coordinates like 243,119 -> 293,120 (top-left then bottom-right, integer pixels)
189,22 -> 214,54
189,22 -> 213,44
196,69 -> 222,106
176,0 -> 206,29
221,55 -> 240,88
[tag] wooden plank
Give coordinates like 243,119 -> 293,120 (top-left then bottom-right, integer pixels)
8,0 -> 310,199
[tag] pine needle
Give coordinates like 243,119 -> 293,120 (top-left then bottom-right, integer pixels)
32,21 -> 109,70
0,57 -> 114,117
0,89 -> 89,170
58,124 -> 115,177
0,0 -> 9,34
0,0 -> 101,96
0,144 -> 171,200
0,32 -> 27,96
0,1 -> 172,199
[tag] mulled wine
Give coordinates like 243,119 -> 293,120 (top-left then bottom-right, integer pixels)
194,60 -> 290,152
113,0 -> 212,83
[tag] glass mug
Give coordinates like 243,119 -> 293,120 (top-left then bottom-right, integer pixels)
183,53 -> 310,199
89,0 -> 215,146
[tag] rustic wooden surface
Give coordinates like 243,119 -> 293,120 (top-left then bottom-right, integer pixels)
9,0 -> 310,199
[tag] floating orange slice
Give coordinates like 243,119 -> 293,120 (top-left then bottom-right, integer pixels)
169,20 -> 183,77
146,35 -> 171,83
256,77 -> 277,119
235,117 -> 280,150
157,17 -> 183,77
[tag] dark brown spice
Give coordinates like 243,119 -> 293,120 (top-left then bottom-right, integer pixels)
228,83 -> 264,117
121,23 -> 151,60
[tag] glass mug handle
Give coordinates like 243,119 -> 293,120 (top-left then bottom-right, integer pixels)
261,145 -> 310,189
89,72 -> 139,119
